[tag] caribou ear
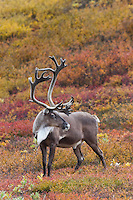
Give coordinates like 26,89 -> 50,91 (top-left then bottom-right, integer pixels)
43,108 -> 50,115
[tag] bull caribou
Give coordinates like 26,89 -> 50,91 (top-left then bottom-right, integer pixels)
28,56 -> 106,176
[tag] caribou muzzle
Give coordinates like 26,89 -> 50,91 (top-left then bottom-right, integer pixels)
62,121 -> 70,131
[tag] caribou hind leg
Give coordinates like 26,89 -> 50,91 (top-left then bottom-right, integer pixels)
86,141 -> 106,168
73,145 -> 84,170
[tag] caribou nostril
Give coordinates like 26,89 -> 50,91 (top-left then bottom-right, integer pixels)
62,122 -> 70,131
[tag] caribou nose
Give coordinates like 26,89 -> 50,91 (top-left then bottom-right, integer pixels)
62,122 -> 70,131
66,123 -> 70,130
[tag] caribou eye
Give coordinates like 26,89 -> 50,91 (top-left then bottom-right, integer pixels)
50,113 -> 56,119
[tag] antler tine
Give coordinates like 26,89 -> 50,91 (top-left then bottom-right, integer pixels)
58,96 -> 74,115
63,96 -> 74,108
49,56 -> 59,69
49,56 -> 67,73
34,67 -> 52,84
28,68 -> 57,109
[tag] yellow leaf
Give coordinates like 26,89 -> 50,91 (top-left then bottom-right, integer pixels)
21,150 -> 28,153
0,142 -> 7,146
125,162 -> 131,167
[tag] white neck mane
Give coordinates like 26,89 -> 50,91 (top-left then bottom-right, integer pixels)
37,126 -> 54,145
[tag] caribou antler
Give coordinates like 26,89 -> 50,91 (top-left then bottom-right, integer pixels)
48,56 -> 67,107
48,56 -> 74,114
28,67 -> 62,110
38,56 -> 74,115
28,56 -> 74,115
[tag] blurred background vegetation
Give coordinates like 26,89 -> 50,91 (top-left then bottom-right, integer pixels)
0,0 -> 133,131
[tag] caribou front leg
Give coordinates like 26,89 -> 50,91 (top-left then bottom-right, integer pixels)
48,143 -> 56,176
40,144 -> 47,176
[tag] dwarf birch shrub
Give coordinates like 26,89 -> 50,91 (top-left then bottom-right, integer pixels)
0,21 -> 30,41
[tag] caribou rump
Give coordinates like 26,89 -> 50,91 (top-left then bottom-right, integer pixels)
29,56 -> 106,176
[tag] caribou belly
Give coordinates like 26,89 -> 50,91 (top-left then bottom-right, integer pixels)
57,139 -> 82,149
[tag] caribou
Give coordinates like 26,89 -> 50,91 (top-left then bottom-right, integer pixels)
28,56 -> 106,176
